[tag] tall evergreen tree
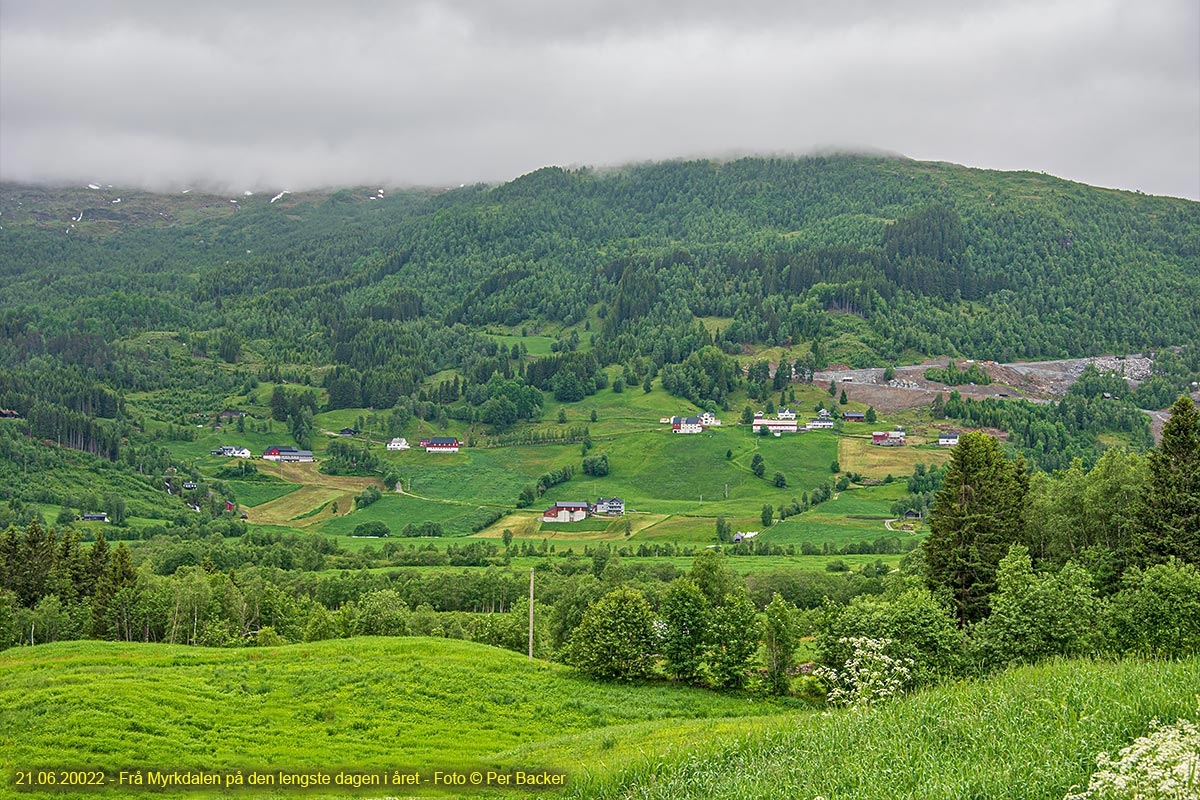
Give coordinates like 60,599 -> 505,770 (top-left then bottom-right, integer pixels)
1135,396 -> 1200,566
923,432 -> 1027,625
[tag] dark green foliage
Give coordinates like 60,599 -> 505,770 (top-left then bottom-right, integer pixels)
1108,559 -> 1200,657
354,486 -> 382,509
706,588 -> 760,689
715,515 -> 732,543
817,578 -> 966,685
582,454 -> 610,477
1134,396 -> 1200,566
352,521 -> 391,537
534,465 -> 574,496
751,454 -> 765,478
761,504 -> 774,527
516,486 -> 536,508
925,361 -> 992,386
660,579 -> 710,683
972,546 -> 1101,666
322,439 -> 380,476
400,521 -> 444,538
940,381 -> 1153,471
763,593 -> 798,695
690,550 -> 735,607
773,472 -> 787,488
924,432 -> 1028,625
564,587 -> 656,680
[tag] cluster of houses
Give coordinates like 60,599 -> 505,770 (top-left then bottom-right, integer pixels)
541,497 -> 625,522
210,445 -> 252,458
663,411 -> 721,434
752,408 -> 848,435
387,437 -> 410,450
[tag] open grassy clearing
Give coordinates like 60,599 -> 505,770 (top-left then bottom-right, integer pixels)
838,436 -> 952,478
482,332 -> 558,356
247,485 -> 345,526
761,482 -> 920,547
533,427 -> 838,517
222,479 -> 301,508
555,656 -> 1200,800
319,493 -> 500,538
0,638 -> 792,800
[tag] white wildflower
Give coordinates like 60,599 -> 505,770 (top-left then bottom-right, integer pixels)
1065,704 -> 1199,799
813,636 -> 915,710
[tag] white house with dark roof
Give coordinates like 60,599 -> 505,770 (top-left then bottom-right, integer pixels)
593,497 -> 625,515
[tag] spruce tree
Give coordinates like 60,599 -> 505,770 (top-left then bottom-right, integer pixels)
1135,396 -> 1200,566
924,432 -> 1027,625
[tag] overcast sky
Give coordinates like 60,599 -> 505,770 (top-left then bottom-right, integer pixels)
2,1 -> 1197,199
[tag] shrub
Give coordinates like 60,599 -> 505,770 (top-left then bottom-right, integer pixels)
352,520 -> 390,537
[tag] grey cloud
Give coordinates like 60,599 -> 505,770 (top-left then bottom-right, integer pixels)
1,0 -> 1196,198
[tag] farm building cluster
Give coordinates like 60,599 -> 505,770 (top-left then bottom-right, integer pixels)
210,445 -> 251,458
541,497 -> 625,522
419,437 -> 460,453
750,408 -> 849,435
662,411 -> 721,434
871,430 -> 907,447
262,445 -> 314,462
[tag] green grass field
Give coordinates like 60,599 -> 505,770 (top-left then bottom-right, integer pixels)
4,640 -> 1193,800
319,493 -> 502,538
223,479 -> 301,508
0,638 -> 790,800
762,482 -> 922,548
556,656 -> 1200,800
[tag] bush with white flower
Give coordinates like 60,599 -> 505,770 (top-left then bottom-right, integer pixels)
1065,705 -> 1199,799
811,636 -> 915,710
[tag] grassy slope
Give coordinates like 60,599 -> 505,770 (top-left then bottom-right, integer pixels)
0,638 -> 786,799
5,641 -> 1193,800
553,656 -> 1200,800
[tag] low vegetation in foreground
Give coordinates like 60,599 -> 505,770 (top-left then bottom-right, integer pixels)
554,656 -> 1200,800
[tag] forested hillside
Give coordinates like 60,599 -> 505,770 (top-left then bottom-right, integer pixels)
3,156 -> 1197,376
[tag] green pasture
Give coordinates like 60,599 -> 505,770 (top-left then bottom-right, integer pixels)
483,332 -> 558,356
319,493 -> 500,538
536,426 -> 839,516
223,479 -> 301,508
0,637 -> 789,800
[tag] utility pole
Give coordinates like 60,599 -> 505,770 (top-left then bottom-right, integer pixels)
528,567 -> 535,662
